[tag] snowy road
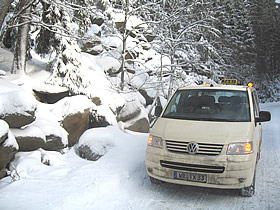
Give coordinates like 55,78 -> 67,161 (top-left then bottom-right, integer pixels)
0,103 -> 279,210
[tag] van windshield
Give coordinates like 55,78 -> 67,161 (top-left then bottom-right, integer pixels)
162,89 -> 251,122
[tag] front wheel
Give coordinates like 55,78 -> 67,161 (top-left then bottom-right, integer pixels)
240,173 -> 255,197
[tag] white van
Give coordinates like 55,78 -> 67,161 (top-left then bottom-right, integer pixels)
146,83 -> 271,197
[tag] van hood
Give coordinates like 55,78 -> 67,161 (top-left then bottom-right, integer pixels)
151,118 -> 254,144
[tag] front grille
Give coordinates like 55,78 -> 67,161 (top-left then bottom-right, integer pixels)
166,140 -> 223,156
160,160 -> 225,174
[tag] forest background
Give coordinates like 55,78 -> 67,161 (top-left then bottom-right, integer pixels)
0,0 -> 280,102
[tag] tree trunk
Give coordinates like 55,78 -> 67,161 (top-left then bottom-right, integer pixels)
0,0 -> 14,36
11,0 -> 32,75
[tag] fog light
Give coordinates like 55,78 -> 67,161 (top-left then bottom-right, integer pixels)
239,178 -> 246,183
147,167 -> 153,172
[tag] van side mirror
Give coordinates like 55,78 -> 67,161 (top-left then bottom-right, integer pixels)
256,111 -> 271,123
155,106 -> 163,117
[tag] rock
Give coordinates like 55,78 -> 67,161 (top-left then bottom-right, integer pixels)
0,120 -> 8,145
120,106 -> 150,133
139,89 -> 154,105
31,118 -> 68,151
125,50 -> 139,60
92,17 -> 104,26
89,110 -> 110,129
77,127 -> 118,161
12,126 -> 45,151
91,97 -> 102,106
0,133 -> 7,145
141,43 -> 152,50
81,39 -> 103,55
0,80 -> 37,128
126,117 -> 150,133
1,112 -> 36,128
0,145 -> 18,179
78,145 -> 101,161
15,136 -> 45,151
0,121 -> 18,179
33,89 -> 69,104
51,95 -> 94,147
117,100 -> 142,122
62,109 -> 90,147
144,33 -> 156,42
43,134 -> 66,151
82,43 -> 103,55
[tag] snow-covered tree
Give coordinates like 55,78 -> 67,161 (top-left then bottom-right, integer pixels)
247,0 -> 280,76
41,1 -> 90,94
143,0 -> 223,97
11,0 -> 33,75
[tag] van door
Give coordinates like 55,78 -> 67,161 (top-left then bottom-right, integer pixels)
252,90 -> 262,158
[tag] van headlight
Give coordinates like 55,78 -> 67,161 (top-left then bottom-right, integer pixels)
227,142 -> 253,155
148,135 -> 163,148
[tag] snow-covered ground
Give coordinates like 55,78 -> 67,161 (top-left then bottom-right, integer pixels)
0,102 -> 279,209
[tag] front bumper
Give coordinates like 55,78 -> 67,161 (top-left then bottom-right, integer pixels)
146,146 -> 257,189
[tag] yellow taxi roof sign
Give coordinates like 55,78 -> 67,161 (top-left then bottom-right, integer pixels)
221,79 -> 238,85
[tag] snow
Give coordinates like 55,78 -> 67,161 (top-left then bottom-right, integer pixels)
0,120 -> 9,138
50,95 -> 94,121
0,120 -> 18,149
78,126 -> 125,157
0,79 -> 37,117
0,29 -> 279,209
0,102 -> 279,209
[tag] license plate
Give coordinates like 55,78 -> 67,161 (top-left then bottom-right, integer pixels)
174,171 -> 207,183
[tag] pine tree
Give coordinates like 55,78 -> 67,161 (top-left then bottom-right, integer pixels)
44,3 -> 90,94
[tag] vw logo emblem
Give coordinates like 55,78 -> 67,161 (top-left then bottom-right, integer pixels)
187,142 -> 199,154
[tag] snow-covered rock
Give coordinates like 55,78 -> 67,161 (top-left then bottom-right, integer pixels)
0,120 -> 18,179
33,89 -> 69,104
0,79 -> 37,128
121,106 -> 150,133
11,127 -> 46,152
77,126 -> 121,161
50,95 -> 94,147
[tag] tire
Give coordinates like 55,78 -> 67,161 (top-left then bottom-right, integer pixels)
149,176 -> 163,185
240,173 -> 256,197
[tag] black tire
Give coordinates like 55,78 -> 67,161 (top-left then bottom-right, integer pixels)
240,173 -> 256,197
149,176 -> 163,185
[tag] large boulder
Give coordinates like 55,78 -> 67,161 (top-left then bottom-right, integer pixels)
116,100 -> 142,122
11,118 -> 68,152
0,79 -> 37,128
116,94 -> 150,133
77,126 -> 120,161
0,120 -> 18,179
62,109 -> 90,147
119,107 -> 150,133
51,95 -> 94,147
11,125 -> 46,151
33,119 -> 68,151
126,117 -> 150,133
33,89 -> 69,104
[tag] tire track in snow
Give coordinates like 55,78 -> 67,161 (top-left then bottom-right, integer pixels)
255,103 -> 280,209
